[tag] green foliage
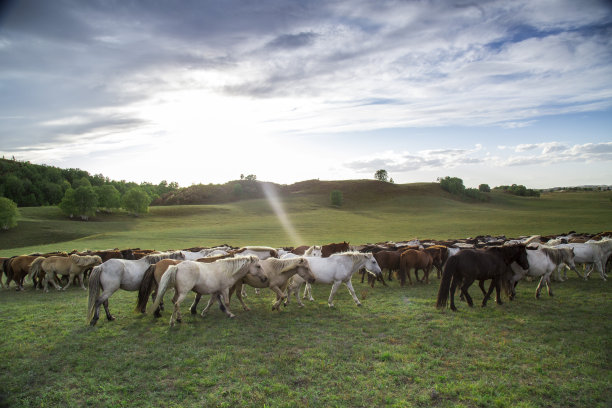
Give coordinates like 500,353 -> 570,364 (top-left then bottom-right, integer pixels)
95,185 -> 121,210
438,176 -> 465,195
0,197 -> 19,230
464,187 -> 487,201
58,186 -> 98,220
479,183 -> 491,193
0,158 -> 179,207
245,174 -> 257,181
374,169 -> 389,182
122,187 -> 151,216
494,184 -> 540,197
233,183 -> 243,197
330,190 -> 343,207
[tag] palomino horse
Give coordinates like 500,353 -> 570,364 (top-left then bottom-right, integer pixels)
398,249 -> 435,285
436,245 -> 529,311
87,251 -> 185,326
509,246 -> 577,298
29,254 -> 102,292
228,257 -> 316,311
150,255 -> 267,326
286,252 -> 382,308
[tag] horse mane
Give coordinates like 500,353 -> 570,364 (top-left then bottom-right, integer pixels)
330,251 -> 371,266
265,257 -> 305,274
523,235 -> 542,245
213,255 -> 258,275
69,254 -> 102,266
143,251 -> 184,264
538,247 -> 564,265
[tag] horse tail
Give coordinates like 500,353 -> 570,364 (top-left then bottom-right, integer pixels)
28,257 -> 45,282
436,256 -> 456,309
135,264 -> 156,313
150,265 -> 177,314
87,265 -> 103,323
4,257 -> 14,283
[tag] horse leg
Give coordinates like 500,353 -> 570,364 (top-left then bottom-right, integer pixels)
460,278 -> 475,307
481,280 -> 496,307
270,286 -> 286,311
171,292 -> 187,326
61,273 -> 73,290
535,276 -> 545,298
217,290 -> 235,318
344,280 -> 362,307
449,276 -> 459,312
327,281 -> 343,308
387,268 -> 393,281
545,273 -> 553,296
305,283 -> 314,301
78,273 -> 87,290
200,294 -> 216,317
190,293 -> 202,315
235,283 -> 251,311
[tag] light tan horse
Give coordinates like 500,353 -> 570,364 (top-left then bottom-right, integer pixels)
228,257 -> 316,311
30,254 -> 102,292
150,255 -> 267,326
136,254 -> 234,316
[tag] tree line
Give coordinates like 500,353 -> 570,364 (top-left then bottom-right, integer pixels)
0,158 -> 180,223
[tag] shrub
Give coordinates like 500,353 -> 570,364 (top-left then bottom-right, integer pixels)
439,176 -> 465,195
0,197 -> 19,230
479,184 -> 491,193
330,190 -> 343,207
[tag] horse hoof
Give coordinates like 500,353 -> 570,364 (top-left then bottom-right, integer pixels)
228,314 -> 236,319
108,316 -> 116,321
190,309 -> 197,315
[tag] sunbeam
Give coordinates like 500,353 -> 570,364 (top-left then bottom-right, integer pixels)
261,183 -> 303,246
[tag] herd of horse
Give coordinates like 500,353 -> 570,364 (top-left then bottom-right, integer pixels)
1,232 -> 611,326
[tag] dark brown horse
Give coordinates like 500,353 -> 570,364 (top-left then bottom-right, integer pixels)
436,245 -> 529,311
398,249 -> 434,286
321,241 -> 350,258
5,255 -> 40,290
373,250 -> 401,281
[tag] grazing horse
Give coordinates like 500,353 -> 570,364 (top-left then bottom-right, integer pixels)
229,257 -> 316,311
150,256 -> 267,326
509,246 -> 577,298
372,250 -> 401,282
29,254 -> 102,292
286,252 -> 382,308
87,251 -> 185,326
321,241 -> 350,258
398,249 -> 434,285
436,245 -> 529,311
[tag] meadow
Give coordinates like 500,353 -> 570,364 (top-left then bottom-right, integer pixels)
0,183 -> 610,407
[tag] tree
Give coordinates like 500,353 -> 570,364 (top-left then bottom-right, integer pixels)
58,188 -> 77,218
439,176 -> 465,195
330,190 -> 343,207
73,186 -> 98,220
374,169 -> 388,182
0,197 -> 19,230
389,178 -> 395,184
479,183 -> 491,193
122,187 -> 151,216
72,176 -> 92,189
95,185 -> 121,211
244,174 -> 257,181
233,183 -> 243,197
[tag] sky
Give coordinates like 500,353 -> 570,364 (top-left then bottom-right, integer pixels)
1,0 -> 611,189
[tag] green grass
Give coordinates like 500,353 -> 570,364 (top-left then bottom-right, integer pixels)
0,184 -> 610,406
0,275 -> 609,407
0,184 -> 611,257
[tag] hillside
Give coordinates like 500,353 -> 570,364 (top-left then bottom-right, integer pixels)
1,181 -> 610,256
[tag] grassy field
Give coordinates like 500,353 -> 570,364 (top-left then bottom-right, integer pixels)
0,183 -> 610,407
0,183 -> 611,256
0,274 -> 609,407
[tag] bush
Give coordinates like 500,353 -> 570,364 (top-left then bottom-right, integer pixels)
122,187 -> 151,216
479,184 -> 491,193
0,197 -> 19,230
330,190 -> 343,207
439,176 -> 465,195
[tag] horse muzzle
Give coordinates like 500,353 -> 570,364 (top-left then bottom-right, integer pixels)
259,276 -> 268,283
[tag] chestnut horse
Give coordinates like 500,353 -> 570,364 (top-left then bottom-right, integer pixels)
321,241 -> 350,257
4,255 -> 40,290
398,249 -> 434,286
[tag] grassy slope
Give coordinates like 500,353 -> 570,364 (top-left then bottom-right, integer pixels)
1,182 -> 610,256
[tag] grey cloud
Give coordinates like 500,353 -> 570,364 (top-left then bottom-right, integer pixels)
266,32 -> 318,50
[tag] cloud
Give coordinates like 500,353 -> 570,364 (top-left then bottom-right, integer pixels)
502,142 -> 612,166
344,145 -> 484,173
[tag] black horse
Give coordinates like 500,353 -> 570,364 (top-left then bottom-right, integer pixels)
436,245 -> 529,311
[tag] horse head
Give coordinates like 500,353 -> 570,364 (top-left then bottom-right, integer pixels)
363,253 -> 382,278
296,258 -> 316,283
246,257 -> 268,283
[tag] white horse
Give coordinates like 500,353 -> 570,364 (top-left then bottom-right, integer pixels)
180,247 -> 230,260
555,239 -> 612,281
280,246 -> 323,298
150,255 -> 266,326
285,252 -> 382,308
510,246 -> 577,298
87,251 -> 184,326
